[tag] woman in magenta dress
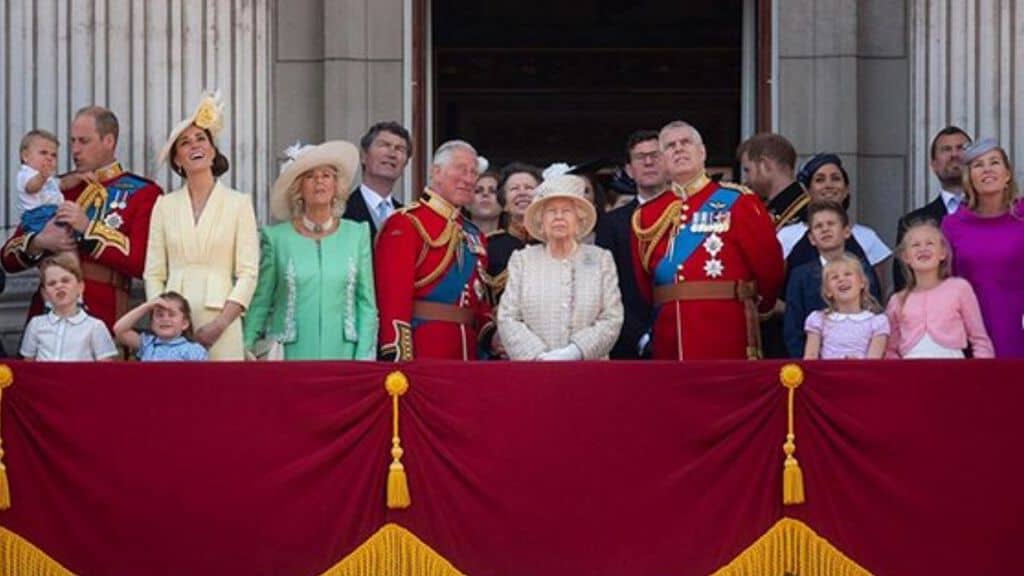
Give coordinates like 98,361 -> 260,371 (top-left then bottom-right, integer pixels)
942,138 -> 1024,358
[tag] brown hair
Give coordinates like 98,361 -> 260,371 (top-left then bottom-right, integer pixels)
820,253 -> 882,314
961,145 -> 1019,214
20,129 -> 59,154
38,253 -> 83,283
806,199 -> 850,228
736,132 -> 797,170
157,291 -> 197,340
74,105 -> 120,144
168,126 -> 230,178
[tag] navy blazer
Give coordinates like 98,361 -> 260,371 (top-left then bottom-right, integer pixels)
783,255 -> 883,358
344,186 -> 403,243
595,198 -> 651,359
893,196 -> 948,292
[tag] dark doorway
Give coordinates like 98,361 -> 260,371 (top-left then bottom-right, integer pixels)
432,0 -> 745,173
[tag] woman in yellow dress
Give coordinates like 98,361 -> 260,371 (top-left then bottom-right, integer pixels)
144,91 -> 260,360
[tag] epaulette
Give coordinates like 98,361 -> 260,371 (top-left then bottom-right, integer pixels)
107,173 -> 158,194
631,201 -> 681,274
717,181 -> 755,195
394,200 -> 421,215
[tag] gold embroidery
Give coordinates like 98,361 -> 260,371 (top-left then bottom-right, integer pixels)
631,202 -> 681,274
85,220 -> 130,257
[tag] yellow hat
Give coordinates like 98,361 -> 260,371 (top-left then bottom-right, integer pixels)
158,90 -> 225,167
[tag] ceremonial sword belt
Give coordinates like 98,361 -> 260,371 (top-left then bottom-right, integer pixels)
652,280 -> 758,305
412,300 -> 475,325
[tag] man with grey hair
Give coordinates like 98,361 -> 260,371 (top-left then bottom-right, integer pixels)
629,120 -> 784,359
374,139 -> 495,360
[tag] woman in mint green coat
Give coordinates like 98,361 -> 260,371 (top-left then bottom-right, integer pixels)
244,141 -> 378,360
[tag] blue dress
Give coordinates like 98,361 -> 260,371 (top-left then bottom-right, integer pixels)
137,332 -> 208,361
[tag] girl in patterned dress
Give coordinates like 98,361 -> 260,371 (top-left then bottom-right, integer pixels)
113,292 -> 208,361
803,253 -> 889,359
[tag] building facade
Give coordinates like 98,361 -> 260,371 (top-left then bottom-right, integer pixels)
0,0 -> 1022,350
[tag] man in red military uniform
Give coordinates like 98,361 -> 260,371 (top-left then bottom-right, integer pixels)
631,120 -> 784,360
2,106 -> 163,332
374,139 -> 494,360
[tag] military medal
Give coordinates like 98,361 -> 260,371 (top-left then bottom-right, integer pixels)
103,212 -> 124,230
703,232 -> 725,278
109,188 -> 128,211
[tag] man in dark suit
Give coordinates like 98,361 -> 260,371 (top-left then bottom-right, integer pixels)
736,132 -> 806,358
893,126 -> 972,291
595,129 -> 665,359
344,121 -> 412,241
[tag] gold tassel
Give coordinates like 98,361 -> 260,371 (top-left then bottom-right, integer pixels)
385,371 -> 411,509
318,523 -> 465,576
710,517 -> 872,576
780,364 -> 805,505
0,364 -> 14,510
0,526 -> 75,576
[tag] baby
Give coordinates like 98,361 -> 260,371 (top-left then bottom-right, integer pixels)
16,129 -> 78,234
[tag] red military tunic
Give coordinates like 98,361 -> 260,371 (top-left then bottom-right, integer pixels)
1,162 -> 163,332
374,188 -> 494,360
630,174 -> 784,360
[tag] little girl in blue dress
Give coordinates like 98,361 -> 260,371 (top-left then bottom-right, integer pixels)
113,292 -> 208,361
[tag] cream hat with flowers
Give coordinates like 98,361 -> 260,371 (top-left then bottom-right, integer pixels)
158,90 -> 225,167
270,140 -> 360,221
524,174 -> 597,241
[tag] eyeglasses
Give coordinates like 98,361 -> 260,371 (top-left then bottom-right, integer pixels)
630,151 -> 662,163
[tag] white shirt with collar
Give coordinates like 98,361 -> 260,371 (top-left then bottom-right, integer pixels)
939,189 -> 963,215
359,184 -> 396,228
20,308 -> 119,361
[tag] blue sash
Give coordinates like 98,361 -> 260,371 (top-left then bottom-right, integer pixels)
652,187 -> 740,287
412,226 -> 480,327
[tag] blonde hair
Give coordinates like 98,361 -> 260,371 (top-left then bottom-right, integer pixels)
20,129 -> 59,154
962,145 -> 1020,213
288,164 -> 347,219
895,219 -> 952,306
820,252 -> 882,313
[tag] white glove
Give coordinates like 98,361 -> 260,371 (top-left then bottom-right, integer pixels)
537,343 -> 583,361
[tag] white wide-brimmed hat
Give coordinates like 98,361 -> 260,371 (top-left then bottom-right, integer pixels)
158,90 -> 225,167
524,174 -> 598,241
269,140 -> 360,221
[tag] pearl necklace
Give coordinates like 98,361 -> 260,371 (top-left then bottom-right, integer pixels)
301,215 -> 336,234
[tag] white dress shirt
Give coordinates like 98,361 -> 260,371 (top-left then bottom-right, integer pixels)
359,184 -> 395,229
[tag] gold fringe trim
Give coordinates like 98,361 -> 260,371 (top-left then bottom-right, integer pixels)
385,371 -> 411,509
710,518 -> 872,576
0,364 -> 14,509
319,523 -> 464,576
780,364 -> 805,505
0,526 -> 75,576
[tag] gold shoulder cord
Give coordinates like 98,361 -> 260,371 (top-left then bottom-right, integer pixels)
405,213 -> 463,289
631,201 -> 681,274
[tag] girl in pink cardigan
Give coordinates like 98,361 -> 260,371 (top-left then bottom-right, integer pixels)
885,220 -> 994,358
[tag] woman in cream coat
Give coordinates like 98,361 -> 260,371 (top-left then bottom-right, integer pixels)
144,92 -> 259,360
498,175 -> 623,360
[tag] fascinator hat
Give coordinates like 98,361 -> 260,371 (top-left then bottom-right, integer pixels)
158,90 -> 228,176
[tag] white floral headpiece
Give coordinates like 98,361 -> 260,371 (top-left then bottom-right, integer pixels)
280,140 -> 317,174
542,162 -> 573,181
